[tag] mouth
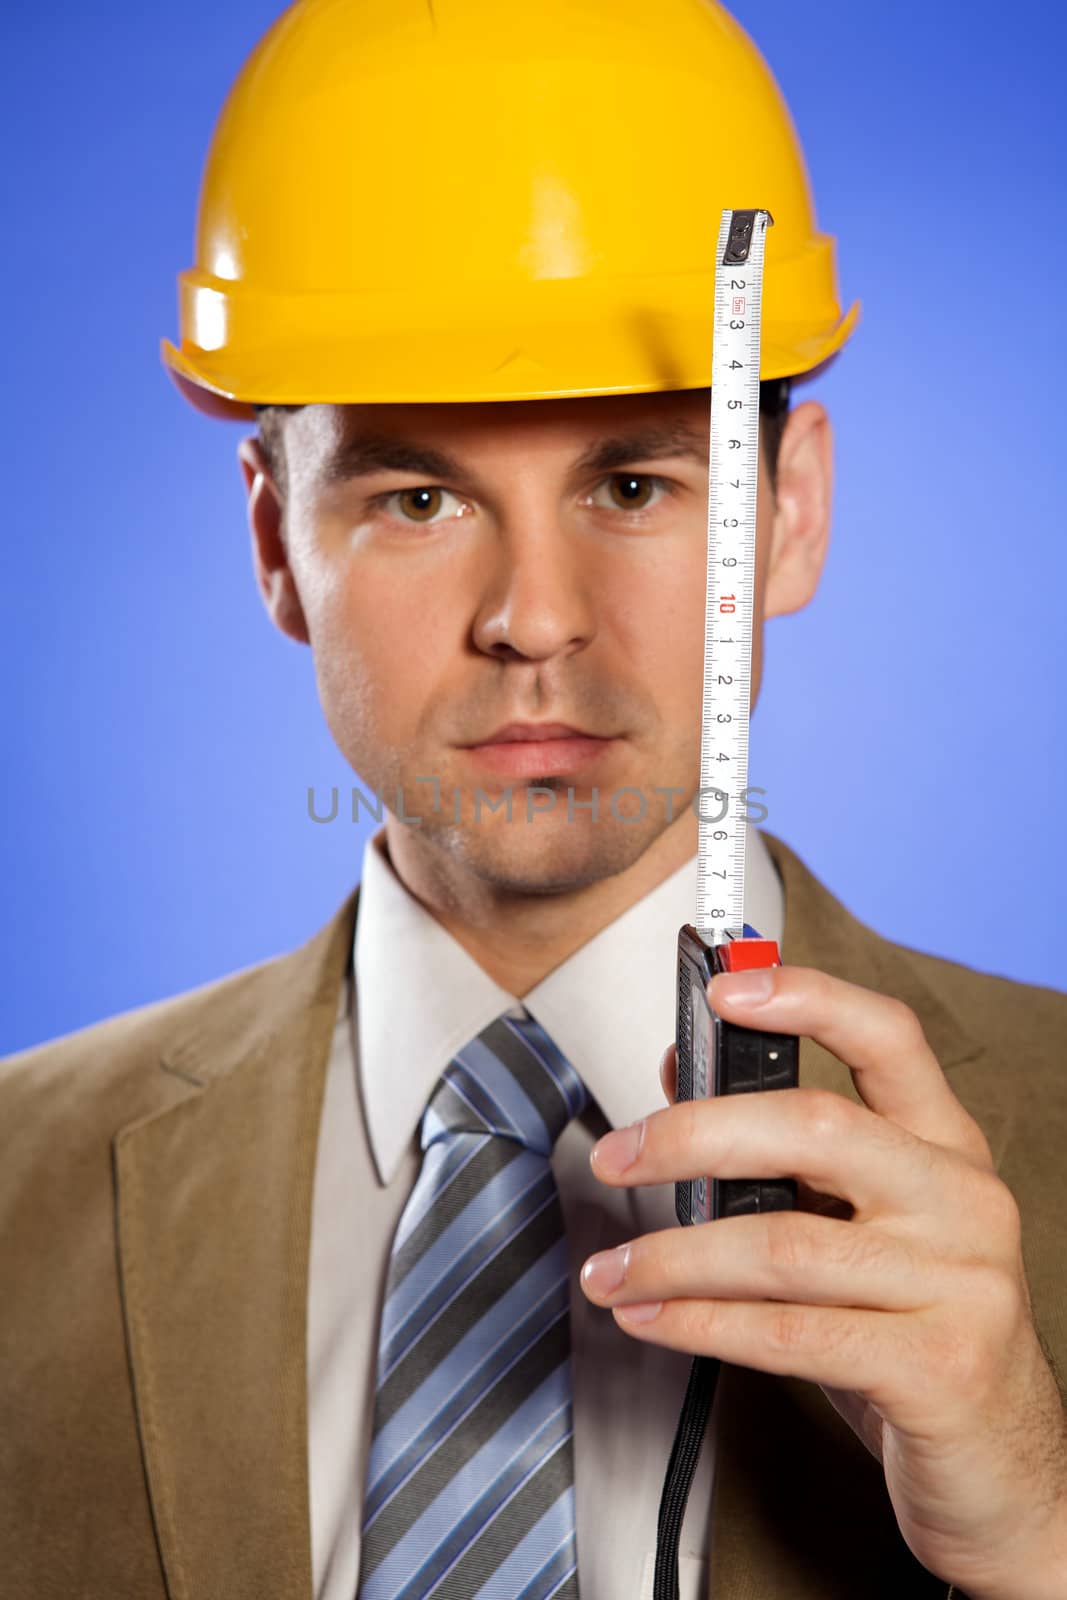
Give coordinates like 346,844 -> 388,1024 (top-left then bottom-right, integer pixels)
459,721 -> 620,780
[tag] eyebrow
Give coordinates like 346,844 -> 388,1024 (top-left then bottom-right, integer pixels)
317,421 -> 709,487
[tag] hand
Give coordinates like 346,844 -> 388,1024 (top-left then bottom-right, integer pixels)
579,965 -> 1067,1600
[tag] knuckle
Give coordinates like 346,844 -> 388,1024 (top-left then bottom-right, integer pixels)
844,1224 -> 900,1278
970,1126 -> 996,1168
641,1105 -> 675,1166
803,968 -> 840,1017
620,1235 -> 646,1281
919,1316 -> 990,1394
764,1217 -> 811,1276
799,966 -> 830,1000
769,1304 -> 811,1353
884,996 -> 927,1052
798,1087 -> 851,1143
675,1097 -> 704,1153
984,1178 -> 1023,1248
765,1214 -> 893,1289
916,1271 -> 1024,1396
956,1114 -> 995,1169
676,1297 -> 720,1347
764,1214 -> 828,1278
767,1305 -> 856,1361
959,1168 -> 1023,1250
969,1264 -> 1024,1336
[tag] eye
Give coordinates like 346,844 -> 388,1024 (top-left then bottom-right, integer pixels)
584,474 -> 672,513
379,486 -> 469,524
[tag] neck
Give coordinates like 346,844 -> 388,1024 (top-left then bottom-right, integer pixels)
382,810 -> 699,996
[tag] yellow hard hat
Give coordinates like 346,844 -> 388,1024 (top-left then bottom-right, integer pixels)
161,0 -> 859,420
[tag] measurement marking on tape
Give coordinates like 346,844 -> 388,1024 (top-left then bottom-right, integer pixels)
695,208 -> 772,944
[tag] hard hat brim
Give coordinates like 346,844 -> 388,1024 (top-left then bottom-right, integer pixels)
160,287 -> 860,421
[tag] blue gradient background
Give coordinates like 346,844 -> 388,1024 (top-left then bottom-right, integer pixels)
3,0 -> 1065,1053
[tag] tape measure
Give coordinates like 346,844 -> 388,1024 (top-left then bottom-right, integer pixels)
655,209 -> 799,1600
695,208 -> 773,946
678,204 -> 797,1227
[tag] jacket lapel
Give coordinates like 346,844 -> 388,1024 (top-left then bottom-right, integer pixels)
111,834 -> 1012,1599
113,885 -> 360,1600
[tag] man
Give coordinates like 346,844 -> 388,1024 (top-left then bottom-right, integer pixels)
2,2 -> 1065,1598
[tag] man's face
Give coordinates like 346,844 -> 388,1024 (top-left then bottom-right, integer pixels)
242,389 -> 828,894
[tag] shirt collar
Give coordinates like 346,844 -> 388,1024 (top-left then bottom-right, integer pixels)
353,825 -> 783,1184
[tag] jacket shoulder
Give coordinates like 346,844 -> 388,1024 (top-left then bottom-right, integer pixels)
0,881 -> 360,1151
763,828 -> 1066,1079
3,952 -> 283,1107
0,956 -> 286,1194
908,934 -> 1062,1017
901,941 -> 1067,1067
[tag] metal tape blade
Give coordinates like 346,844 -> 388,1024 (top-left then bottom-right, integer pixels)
696,208 -> 772,945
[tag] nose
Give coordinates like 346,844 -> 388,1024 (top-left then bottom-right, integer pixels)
470,511 -> 598,664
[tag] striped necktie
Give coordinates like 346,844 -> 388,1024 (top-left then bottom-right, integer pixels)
357,1009 -> 588,1600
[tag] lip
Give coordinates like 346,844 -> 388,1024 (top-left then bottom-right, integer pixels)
468,721 -> 600,745
460,722 -> 619,779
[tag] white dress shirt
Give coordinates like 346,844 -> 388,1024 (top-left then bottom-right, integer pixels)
307,825 -> 784,1600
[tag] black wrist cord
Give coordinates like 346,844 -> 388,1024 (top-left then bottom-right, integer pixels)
652,1354 -> 722,1600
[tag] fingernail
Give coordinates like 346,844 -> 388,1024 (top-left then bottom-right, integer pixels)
581,1245 -> 630,1298
615,1301 -> 663,1326
710,968 -> 774,1005
592,1120 -> 645,1175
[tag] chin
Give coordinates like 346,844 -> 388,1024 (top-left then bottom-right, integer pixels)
433,808 -> 663,895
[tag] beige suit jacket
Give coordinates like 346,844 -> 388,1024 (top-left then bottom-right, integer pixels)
2,832 -> 1065,1600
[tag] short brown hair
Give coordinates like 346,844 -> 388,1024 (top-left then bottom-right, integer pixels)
255,379 -> 792,504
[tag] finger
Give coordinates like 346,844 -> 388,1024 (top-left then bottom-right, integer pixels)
580,1211 -> 934,1313
659,1042 -> 677,1104
607,1295 -> 897,1399
591,1087 -> 965,1218
708,965 -> 990,1163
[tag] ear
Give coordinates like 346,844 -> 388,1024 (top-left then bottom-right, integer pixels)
763,400 -> 833,618
236,436 -> 311,645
